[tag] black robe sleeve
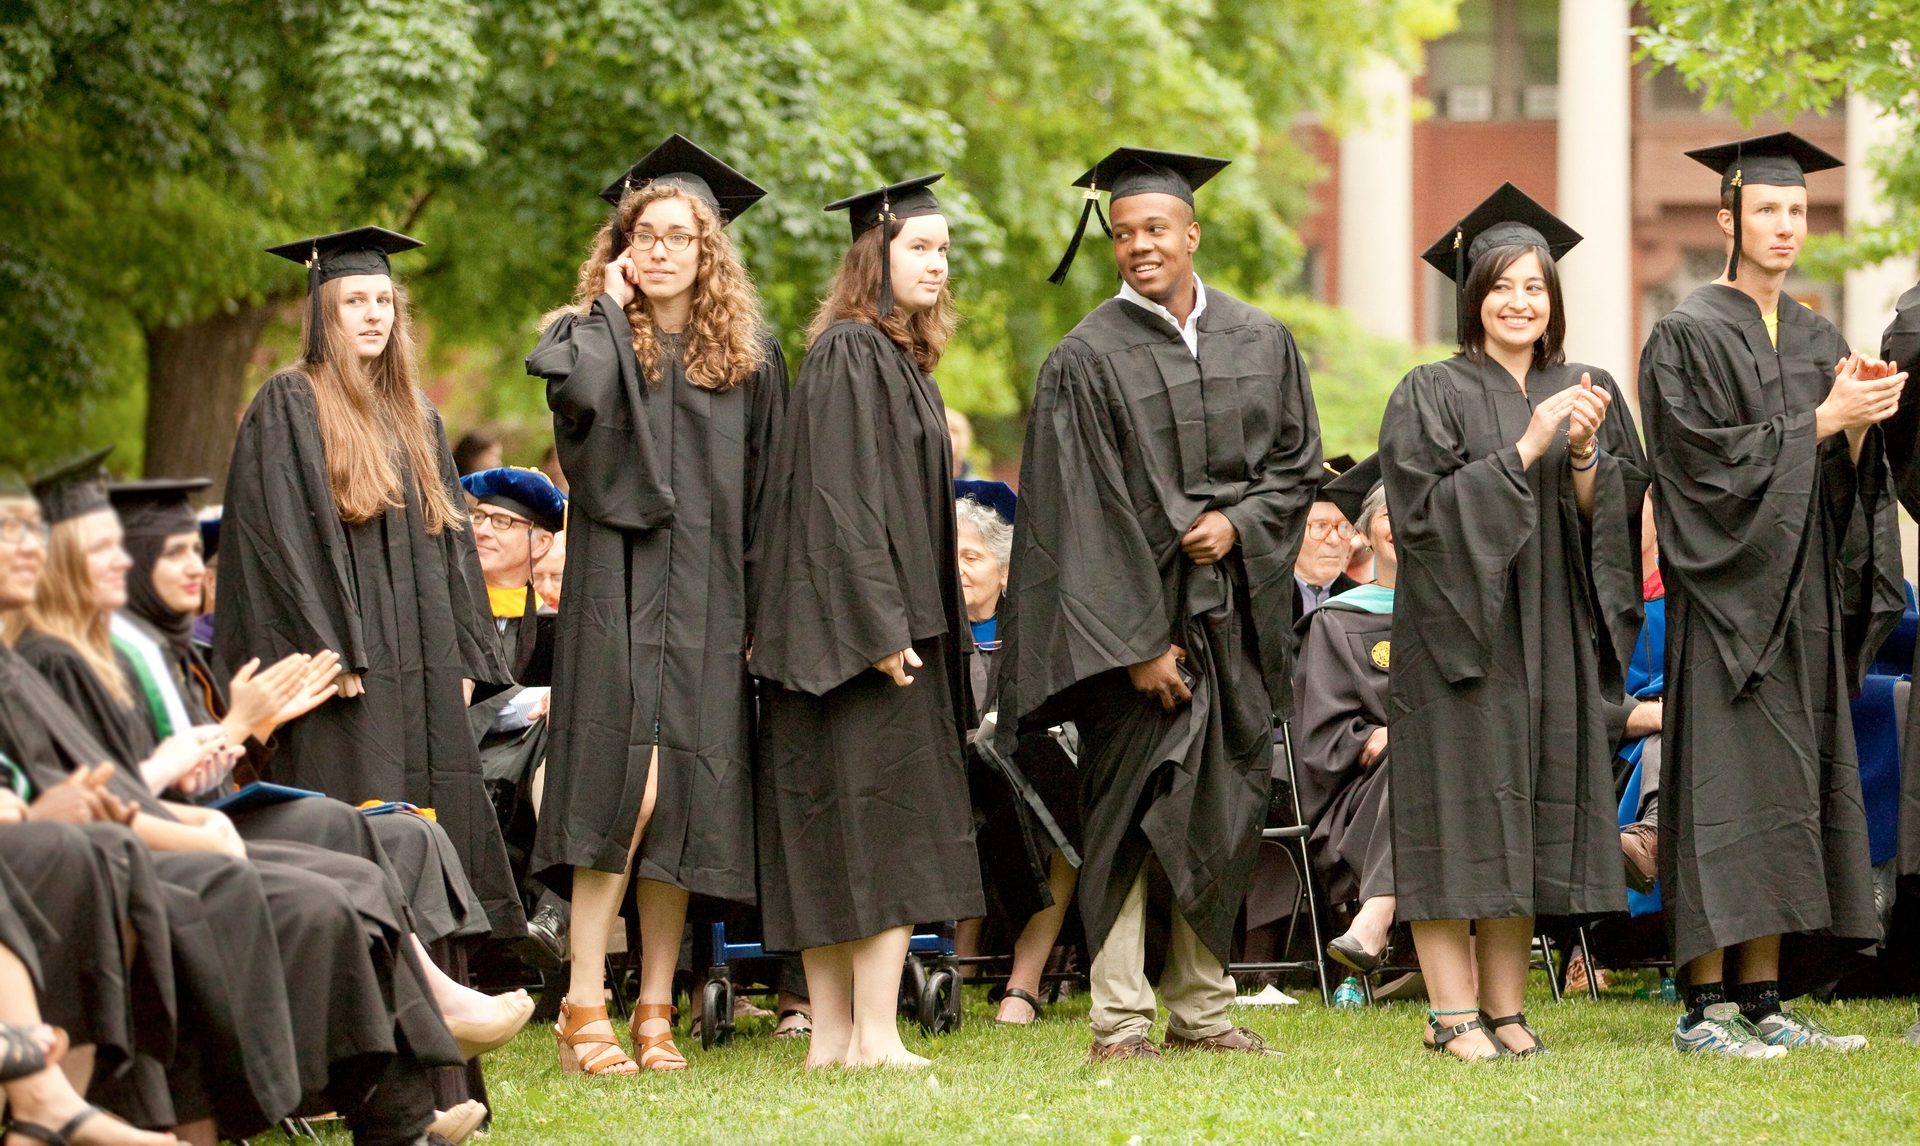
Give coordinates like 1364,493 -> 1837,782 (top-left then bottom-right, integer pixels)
750,325 -> 941,695
1639,318 -> 1828,693
216,372 -> 369,674
426,404 -> 515,694
526,295 -> 674,531
1378,364 -> 1537,685
13,636 -> 153,775
999,340 -> 1170,725
743,336 -> 790,628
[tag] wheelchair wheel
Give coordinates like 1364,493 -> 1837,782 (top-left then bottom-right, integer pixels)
898,954 -> 928,1018
700,977 -> 734,1049
917,967 -> 960,1034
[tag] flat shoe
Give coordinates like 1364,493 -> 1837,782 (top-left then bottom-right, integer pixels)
446,992 -> 534,1060
428,1100 -> 487,1144
1087,1034 -> 1163,1063
1327,933 -> 1383,974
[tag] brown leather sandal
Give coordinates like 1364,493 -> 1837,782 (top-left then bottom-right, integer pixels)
554,1000 -> 638,1076
629,1002 -> 689,1072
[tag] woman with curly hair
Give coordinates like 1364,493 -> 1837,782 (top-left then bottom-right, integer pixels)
525,136 -> 789,1076
750,174 -> 985,1069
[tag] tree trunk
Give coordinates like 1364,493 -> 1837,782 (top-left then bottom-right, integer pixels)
143,302 -> 278,490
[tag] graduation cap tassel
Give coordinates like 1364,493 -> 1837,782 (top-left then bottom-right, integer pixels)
1048,187 -> 1102,285
877,201 -> 896,319
1726,170 -> 1743,282
1452,229 -> 1467,348
304,248 -> 324,364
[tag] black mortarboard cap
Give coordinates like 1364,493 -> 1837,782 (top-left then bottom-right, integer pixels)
1322,454 -> 1357,477
1421,182 -> 1581,344
598,134 -> 767,256
824,173 -> 945,318
30,447 -> 114,525
1321,453 -> 1381,527
1050,148 -> 1229,284
1683,132 -> 1843,282
108,478 -> 211,542
460,467 -> 568,533
953,478 -> 1017,526
266,226 -> 424,364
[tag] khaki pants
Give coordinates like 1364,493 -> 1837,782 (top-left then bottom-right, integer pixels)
1089,867 -> 1235,1045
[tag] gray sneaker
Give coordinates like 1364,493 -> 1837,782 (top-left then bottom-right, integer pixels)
1673,1002 -> 1787,1059
1753,1009 -> 1868,1052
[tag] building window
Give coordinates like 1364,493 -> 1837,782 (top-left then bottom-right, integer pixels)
1429,0 -> 1559,122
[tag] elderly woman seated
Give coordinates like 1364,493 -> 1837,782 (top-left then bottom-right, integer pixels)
1291,463 -> 1398,973
950,481 -> 1082,1026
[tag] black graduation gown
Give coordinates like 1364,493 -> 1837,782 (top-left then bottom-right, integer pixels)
1291,599 -> 1395,906
526,298 -> 787,904
963,641 -> 1082,925
218,371 -> 523,938
0,822 -> 174,1092
0,644 -> 455,1135
1381,356 -> 1646,923
749,320 -> 985,949
997,291 -> 1321,963
1877,282 -> 1920,876
1639,284 -> 1904,970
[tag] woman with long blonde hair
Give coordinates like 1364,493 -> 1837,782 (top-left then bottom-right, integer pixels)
749,174 -> 983,1069
525,136 -> 790,1076
216,226 -> 527,946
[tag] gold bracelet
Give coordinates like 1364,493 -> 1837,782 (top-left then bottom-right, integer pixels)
1568,436 -> 1597,461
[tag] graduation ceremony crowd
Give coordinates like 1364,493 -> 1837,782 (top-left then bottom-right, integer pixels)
7,122 -> 1920,1143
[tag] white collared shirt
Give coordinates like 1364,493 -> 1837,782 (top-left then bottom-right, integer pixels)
1117,273 -> 1207,358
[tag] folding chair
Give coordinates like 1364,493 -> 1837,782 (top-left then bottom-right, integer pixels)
1226,723 -> 1332,1006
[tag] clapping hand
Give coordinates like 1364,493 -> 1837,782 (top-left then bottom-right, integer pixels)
1564,373 -> 1612,453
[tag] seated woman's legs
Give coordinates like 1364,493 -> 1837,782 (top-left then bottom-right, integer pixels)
1339,895 -> 1397,958
0,944 -> 172,1146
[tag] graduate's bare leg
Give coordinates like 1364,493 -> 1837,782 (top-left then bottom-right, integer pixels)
558,747 -> 659,1073
1409,920 -> 1499,1061
1473,916 -> 1538,1053
0,946 -> 172,1146
411,933 -> 530,1027
845,926 -> 927,1069
1728,935 -> 1780,984
998,852 -> 1078,1024
800,943 -> 854,1068
631,878 -> 690,1070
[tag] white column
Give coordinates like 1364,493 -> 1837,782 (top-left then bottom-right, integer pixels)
1555,0 -> 1634,387
1337,56 -> 1414,342
1843,92 -> 1918,352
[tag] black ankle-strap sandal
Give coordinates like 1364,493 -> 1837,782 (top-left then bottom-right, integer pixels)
8,1104 -> 106,1145
993,987 -> 1045,1026
1425,1009 -> 1502,1062
0,1023 -> 61,1085
1481,1011 -> 1548,1057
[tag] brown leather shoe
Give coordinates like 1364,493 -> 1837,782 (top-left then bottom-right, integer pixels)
1621,821 -> 1659,893
1087,1034 -> 1163,1063
1164,1026 -> 1283,1057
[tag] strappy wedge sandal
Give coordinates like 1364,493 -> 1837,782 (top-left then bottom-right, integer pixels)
1424,1009 -> 1503,1063
1481,1011 -> 1549,1057
7,1105 -> 113,1145
0,1023 -> 65,1084
554,1000 -> 638,1076
629,1002 -> 689,1072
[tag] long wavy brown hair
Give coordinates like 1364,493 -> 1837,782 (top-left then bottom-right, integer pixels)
805,223 -> 957,372
4,511 -> 132,705
295,276 -> 465,534
545,183 -> 766,390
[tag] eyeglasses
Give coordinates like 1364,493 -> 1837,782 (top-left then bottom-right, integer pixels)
1305,520 -> 1356,541
629,232 -> 697,252
470,509 -> 532,533
0,516 -> 48,548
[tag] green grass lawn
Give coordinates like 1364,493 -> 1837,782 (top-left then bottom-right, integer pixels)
445,976 -> 1920,1145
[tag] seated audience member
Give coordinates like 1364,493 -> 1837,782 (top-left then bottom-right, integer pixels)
533,530 -> 565,614
1293,460 -> 1398,972
0,477 -> 459,1146
1617,497 -> 1667,893
1293,471 -> 1359,620
950,480 -> 1082,1026
452,430 -> 504,478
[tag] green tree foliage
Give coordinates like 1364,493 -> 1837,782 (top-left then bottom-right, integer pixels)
0,0 -> 1457,477
1636,1 -> 1920,275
